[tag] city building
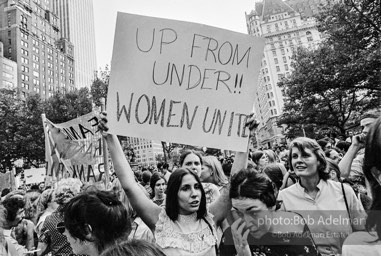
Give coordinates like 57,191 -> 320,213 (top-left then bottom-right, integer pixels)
246,0 -> 325,148
0,0 -> 75,99
0,41 -> 17,89
53,0 -> 97,88
124,137 -> 164,168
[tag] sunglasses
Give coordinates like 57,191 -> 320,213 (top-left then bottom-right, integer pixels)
56,222 -> 66,234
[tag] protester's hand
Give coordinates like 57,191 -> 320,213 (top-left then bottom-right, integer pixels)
231,218 -> 251,256
245,113 -> 260,132
351,133 -> 366,149
98,112 -> 110,137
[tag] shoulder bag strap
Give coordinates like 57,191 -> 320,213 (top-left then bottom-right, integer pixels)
341,182 -> 351,220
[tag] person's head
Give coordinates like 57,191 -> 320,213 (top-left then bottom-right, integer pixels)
336,141 -> 351,153
150,172 -> 166,199
35,188 -> 56,215
2,192 -> 26,227
157,162 -> 163,171
288,137 -> 329,181
222,160 -> 232,178
142,171 -> 152,185
363,116 -> 381,239
38,182 -> 46,191
262,164 -> 284,193
264,149 -> 278,163
230,169 -> 277,239
165,168 -> 206,221
200,155 -> 228,186
317,138 -> 331,151
55,178 -> 82,205
24,190 -> 41,222
326,158 -> 341,182
360,110 -> 379,135
100,239 -> 166,256
62,190 -> 131,255
251,150 -> 268,169
179,150 -> 203,175
325,148 -> 342,164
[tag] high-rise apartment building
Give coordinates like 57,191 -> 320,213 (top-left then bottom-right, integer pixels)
0,0 -> 75,99
246,0 -> 324,148
124,137 -> 164,167
53,0 -> 97,88
0,41 -> 17,89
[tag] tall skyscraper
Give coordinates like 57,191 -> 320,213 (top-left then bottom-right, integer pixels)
0,41 -> 18,89
246,0 -> 325,148
53,0 -> 97,88
0,0 -> 75,99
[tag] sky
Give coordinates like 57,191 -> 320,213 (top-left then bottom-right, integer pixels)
93,0 -> 257,70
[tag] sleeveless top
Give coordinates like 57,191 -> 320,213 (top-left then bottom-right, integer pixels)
154,208 -> 217,256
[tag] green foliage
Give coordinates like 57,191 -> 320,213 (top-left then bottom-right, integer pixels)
278,0 -> 380,138
91,65 -> 110,108
0,87 -> 93,171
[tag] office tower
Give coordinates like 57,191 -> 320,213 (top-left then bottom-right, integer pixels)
53,0 -> 97,88
123,137 -> 164,167
0,41 -> 17,89
0,0 -> 75,99
246,0 -> 325,147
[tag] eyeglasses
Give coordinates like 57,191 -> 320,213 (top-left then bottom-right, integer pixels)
56,222 -> 65,234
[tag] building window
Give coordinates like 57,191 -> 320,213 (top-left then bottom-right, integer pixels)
272,50 -> 277,56
2,71 -> 13,79
283,56 -> 287,63
285,64 -> 289,71
281,49 -> 285,55
274,58 -> 278,64
3,63 -> 13,72
276,66 -> 280,72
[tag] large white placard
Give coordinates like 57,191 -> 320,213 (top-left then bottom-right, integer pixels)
107,12 -> 265,152
24,168 -> 46,185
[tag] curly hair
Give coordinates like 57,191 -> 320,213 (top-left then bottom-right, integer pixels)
54,178 -> 82,205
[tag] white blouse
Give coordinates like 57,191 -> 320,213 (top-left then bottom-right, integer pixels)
154,208 -> 217,256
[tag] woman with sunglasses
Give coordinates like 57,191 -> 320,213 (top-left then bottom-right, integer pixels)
57,189 -> 131,256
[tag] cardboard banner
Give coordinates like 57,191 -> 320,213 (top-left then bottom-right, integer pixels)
43,112 -> 105,182
107,13 -> 265,152
24,168 -> 46,185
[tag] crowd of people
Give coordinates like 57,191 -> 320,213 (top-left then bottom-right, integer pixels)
0,110 -> 380,256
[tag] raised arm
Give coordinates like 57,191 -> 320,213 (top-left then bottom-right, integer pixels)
339,134 -> 365,178
100,117 -> 161,230
209,115 -> 257,224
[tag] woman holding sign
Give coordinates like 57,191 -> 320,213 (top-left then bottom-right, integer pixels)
98,112 -> 255,256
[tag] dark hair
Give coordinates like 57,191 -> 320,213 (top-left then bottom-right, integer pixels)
263,164 -> 284,191
251,150 -> 265,165
142,171 -> 152,184
64,190 -> 131,253
179,150 -> 203,166
363,117 -> 381,240
326,158 -> 341,180
317,139 -> 329,149
165,168 -> 207,221
336,141 -> 351,153
162,163 -> 169,169
288,137 -> 330,181
2,194 -> 25,222
230,168 -> 277,208
1,188 -> 10,197
100,239 -> 166,256
150,172 -> 166,198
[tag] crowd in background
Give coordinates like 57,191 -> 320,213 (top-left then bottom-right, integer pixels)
0,110 -> 379,256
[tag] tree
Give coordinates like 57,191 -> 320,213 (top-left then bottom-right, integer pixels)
278,0 -> 380,138
45,88 -> 92,123
16,93 -> 46,167
0,89 -> 24,171
91,65 -> 110,108
278,45 -> 376,138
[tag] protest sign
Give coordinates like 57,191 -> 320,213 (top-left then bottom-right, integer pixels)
24,168 -> 46,185
43,112 -> 105,182
107,13 -> 265,152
